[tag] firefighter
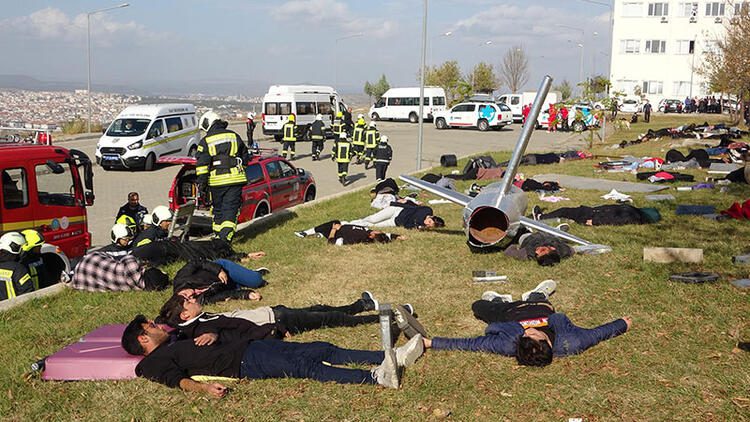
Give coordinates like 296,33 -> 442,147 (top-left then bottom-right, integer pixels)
98,223 -> 135,258
332,111 -> 345,139
0,232 -> 33,301
246,112 -> 258,152
20,229 -> 52,290
196,111 -> 249,243
281,114 -> 298,160
116,214 -> 139,236
364,121 -> 381,169
373,135 -> 393,181
351,113 -> 367,164
332,132 -> 353,186
365,122 -> 380,168
133,205 -> 173,247
308,114 -> 326,161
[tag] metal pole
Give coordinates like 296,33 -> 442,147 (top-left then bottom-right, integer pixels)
87,13 -> 91,134
416,0 -> 428,171
689,38 -> 696,98
579,44 -> 585,96
496,75 -> 553,201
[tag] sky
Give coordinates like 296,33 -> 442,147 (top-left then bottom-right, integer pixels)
0,0 -> 613,95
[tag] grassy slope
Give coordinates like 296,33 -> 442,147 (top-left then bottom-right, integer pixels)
1,115 -> 749,421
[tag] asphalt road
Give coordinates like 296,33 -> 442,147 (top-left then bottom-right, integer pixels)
60,121 -> 585,247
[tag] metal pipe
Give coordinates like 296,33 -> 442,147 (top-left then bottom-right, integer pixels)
416,0 -> 428,170
495,75 -> 553,205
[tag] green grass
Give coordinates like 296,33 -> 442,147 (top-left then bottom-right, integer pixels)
2,114 -> 750,421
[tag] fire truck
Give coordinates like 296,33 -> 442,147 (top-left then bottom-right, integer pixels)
0,142 -> 95,282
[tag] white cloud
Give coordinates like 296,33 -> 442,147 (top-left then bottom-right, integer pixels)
0,7 -> 167,46
272,0 -> 397,39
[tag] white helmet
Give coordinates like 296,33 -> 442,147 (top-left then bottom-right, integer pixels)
380,135 -> 389,143
142,213 -> 153,226
247,112 -> 254,119
152,205 -> 173,225
0,232 -> 26,254
339,132 -> 347,139
315,114 -> 323,121
110,223 -> 134,244
357,113 -> 364,119
199,111 -> 222,132
369,121 -> 377,128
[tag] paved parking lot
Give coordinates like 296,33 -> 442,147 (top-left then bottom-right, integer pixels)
60,121 -> 585,246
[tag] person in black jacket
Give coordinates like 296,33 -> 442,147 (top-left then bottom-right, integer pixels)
503,232 -> 574,266
0,232 -> 33,301
373,134 -> 393,180
115,192 -> 149,229
294,220 -> 404,245
348,199 -> 445,230
533,204 -> 661,226
170,255 -> 267,304
308,113 -> 326,160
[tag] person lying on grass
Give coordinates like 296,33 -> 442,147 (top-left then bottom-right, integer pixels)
414,280 -> 632,367
294,220 -> 407,245
532,204 -> 661,226
347,199 -> 445,230
158,291 -> 403,339
121,314 -> 425,395
503,231 -> 574,267
170,256 -> 267,304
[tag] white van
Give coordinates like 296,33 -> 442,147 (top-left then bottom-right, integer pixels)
497,91 -> 561,122
368,87 -> 447,123
96,104 -> 199,171
261,85 -> 347,141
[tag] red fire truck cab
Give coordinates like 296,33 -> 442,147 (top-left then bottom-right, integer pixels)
0,143 -> 95,281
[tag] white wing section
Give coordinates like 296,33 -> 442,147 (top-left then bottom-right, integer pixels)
398,175 -> 472,207
519,216 -> 594,246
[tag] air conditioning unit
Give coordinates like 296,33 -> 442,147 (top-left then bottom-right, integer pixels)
660,16 -> 668,23
689,16 -> 697,23
714,16 -> 723,23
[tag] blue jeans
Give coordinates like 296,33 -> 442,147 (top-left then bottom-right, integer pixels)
214,258 -> 264,288
239,339 -> 383,384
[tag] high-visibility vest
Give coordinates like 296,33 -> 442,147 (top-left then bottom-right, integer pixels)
196,132 -> 248,187
283,122 -> 297,142
310,121 -> 325,140
334,140 -> 351,163
352,127 -> 366,146
365,128 -> 380,149
0,264 -> 31,301
332,119 -> 344,136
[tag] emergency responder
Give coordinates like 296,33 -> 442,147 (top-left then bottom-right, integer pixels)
133,205 -> 173,247
351,113 -> 367,164
332,111 -> 345,139
99,223 -> 135,258
281,114 -> 298,160
0,232 -> 33,301
365,122 -> 380,168
195,111 -> 249,243
20,229 -> 52,290
116,214 -> 139,236
333,132 -> 353,186
364,121 -> 381,169
116,192 -> 148,230
308,114 -> 326,161
343,106 -> 354,136
373,135 -> 393,181
246,112 -> 258,152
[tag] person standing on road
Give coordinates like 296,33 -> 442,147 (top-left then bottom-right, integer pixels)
281,114 -> 298,160
547,103 -> 557,132
559,105 -> 569,131
610,97 -> 619,119
373,135 -> 392,181
332,111 -> 345,139
643,100 -> 652,123
196,111 -> 250,243
352,114 -> 367,164
333,132 -> 353,186
246,112 -> 258,152
343,106 -> 354,136
363,121 -> 380,169
308,114 -> 326,161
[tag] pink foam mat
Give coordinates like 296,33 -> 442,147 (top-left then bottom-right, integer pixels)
42,341 -> 142,381
79,324 -> 129,343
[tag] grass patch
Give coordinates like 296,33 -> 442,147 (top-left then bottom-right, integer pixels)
1,114 -> 749,420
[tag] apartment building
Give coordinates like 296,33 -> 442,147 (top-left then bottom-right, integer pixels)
610,0 -> 747,104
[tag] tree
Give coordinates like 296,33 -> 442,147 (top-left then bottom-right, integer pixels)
424,60 -> 464,105
363,74 -> 391,102
500,46 -> 529,93
469,62 -> 499,94
579,76 -> 611,99
700,5 -> 750,124
554,80 -> 573,101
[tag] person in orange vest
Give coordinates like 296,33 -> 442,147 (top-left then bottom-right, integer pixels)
559,105 -> 569,131
547,103 -> 557,133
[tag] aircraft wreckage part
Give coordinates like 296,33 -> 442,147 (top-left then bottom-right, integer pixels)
468,206 -> 509,246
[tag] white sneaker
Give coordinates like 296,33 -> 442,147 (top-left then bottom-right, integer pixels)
395,334 -> 424,367
521,279 -> 557,301
481,291 -> 512,303
372,350 -> 399,388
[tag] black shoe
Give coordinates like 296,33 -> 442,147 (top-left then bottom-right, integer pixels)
532,205 -> 543,221
394,305 -> 428,339
361,291 -> 379,312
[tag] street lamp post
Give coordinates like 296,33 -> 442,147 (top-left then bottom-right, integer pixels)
416,0 -> 428,171
87,3 -> 129,134
579,0 -> 614,78
557,24 -> 585,96
429,31 -> 452,66
334,33 -> 364,89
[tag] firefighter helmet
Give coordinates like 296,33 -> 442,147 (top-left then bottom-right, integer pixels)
0,232 -> 26,255
152,206 -> 173,225
199,111 -> 222,132
20,229 -> 44,252
110,223 -> 134,244
288,114 -> 296,122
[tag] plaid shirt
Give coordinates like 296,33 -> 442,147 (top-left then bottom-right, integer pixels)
68,252 -> 145,292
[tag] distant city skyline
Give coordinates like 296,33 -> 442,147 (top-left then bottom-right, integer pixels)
1,1 -> 612,96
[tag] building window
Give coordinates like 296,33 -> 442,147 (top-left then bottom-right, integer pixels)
705,2 -> 725,16
675,40 -> 693,54
673,81 -> 691,96
703,40 -> 720,54
618,80 -> 639,95
622,2 -> 643,16
648,2 -> 669,16
645,40 -> 666,53
620,39 -> 641,54
677,2 -> 699,17
735,2 -> 750,15
643,81 -> 664,95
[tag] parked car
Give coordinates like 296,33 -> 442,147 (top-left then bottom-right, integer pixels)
658,99 -> 683,113
160,152 -> 316,228
619,97 -> 642,113
433,102 -> 513,131
537,104 -> 600,132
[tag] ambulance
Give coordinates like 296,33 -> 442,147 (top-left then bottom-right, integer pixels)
96,104 -> 200,171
